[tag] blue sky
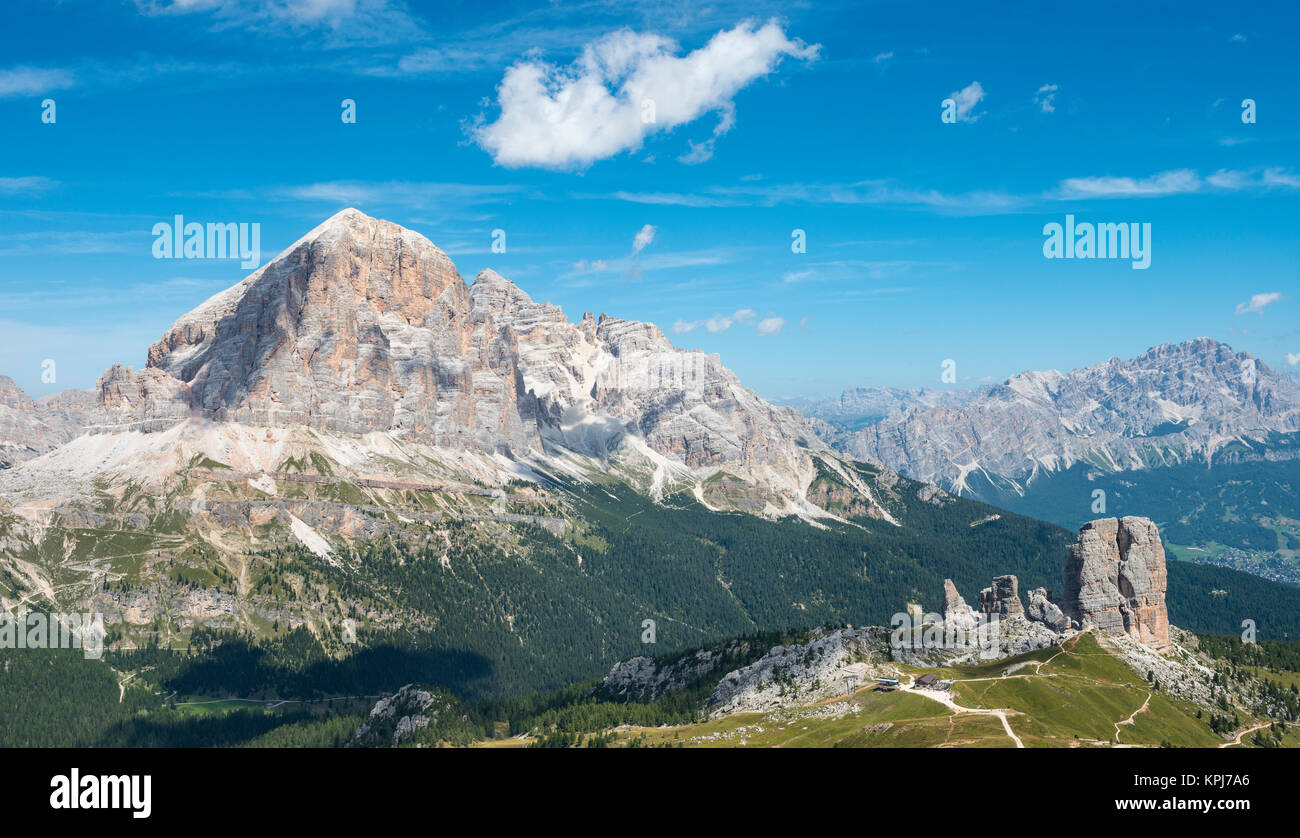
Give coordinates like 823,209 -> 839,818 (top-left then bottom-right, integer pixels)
1,0 -> 1297,400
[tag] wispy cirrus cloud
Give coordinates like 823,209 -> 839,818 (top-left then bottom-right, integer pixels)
1236,292 -> 1282,316
587,180 -> 1025,214
1058,167 -> 1300,198
593,165 -> 1300,215
0,66 -> 75,98
0,177 -> 59,195
0,229 -> 140,256
1058,169 -> 1203,198
132,0 -> 425,45
271,180 -> 527,207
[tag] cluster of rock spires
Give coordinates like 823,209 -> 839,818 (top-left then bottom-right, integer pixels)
942,515 -> 1171,651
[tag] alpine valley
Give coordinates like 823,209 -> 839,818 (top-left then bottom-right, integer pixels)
3,210 -> 1300,749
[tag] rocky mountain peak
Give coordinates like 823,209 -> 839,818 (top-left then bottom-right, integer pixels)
2,210 -> 844,513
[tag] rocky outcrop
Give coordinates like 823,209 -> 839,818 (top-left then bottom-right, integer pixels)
349,683 -> 473,747
979,574 -> 1024,618
706,627 -> 890,716
597,641 -> 760,702
1026,587 -> 1071,632
1064,516 -> 1171,651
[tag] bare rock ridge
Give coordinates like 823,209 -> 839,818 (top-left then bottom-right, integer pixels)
1064,516 -> 1171,651
0,374 -> 95,467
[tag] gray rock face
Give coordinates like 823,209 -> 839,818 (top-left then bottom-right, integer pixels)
1026,587 -> 1072,632
470,267 -> 825,483
598,643 -> 754,702
706,627 -> 889,716
830,338 -> 1300,495
144,210 -> 541,453
1064,516 -> 1170,651
0,375 -> 97,467
941,578 -> 980,632
349,683 -> 467,747
979,574 -> 1024,618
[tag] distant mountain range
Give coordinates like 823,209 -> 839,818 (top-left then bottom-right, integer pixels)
796,338 -> 1300,583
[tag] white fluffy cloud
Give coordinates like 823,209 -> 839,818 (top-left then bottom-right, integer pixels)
472,20 -> 818,169
1286,352 -> 1300,366
948,81 -> 985,122
674,309 -> 782,337
1235,292 -> 1282,316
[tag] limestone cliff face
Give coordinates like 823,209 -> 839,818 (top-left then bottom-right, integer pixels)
941,578 -> 980,631
1064,516 -> 1170,651
469,265 -> 825,484
142,209 -> 540,453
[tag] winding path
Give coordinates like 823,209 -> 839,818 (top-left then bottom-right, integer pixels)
901,683 -> 1024,748
1218,722 -> 1271,748
1113,691 -> 1151,742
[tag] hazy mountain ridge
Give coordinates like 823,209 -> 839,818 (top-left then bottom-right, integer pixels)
779,385 -> 979,434
823,338 -> 1300,496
